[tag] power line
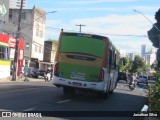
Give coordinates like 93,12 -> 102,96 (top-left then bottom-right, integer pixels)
20,11 -> 57,32
45,26 -> 150,38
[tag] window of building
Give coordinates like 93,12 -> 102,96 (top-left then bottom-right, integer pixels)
40,30 -> 43,37
9,10 -> 12,20
39,46 -> 41,53
36,26 -> 39,37
35,45 -> 38,52
16,5 -> 21,8
36,28 -> 43,38
25,42 -> 29,50
21,12 -> 26,20
0,46 -> 9,60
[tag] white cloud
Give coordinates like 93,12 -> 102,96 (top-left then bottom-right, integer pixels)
70,14 -> 155,35
54,14 -> 154,52
61,0 -> 138,4
44,4 -> 158,52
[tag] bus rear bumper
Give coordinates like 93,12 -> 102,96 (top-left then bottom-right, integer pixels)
52,76 -> 105,91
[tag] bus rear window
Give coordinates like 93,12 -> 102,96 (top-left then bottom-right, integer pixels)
60,36 -> 106,58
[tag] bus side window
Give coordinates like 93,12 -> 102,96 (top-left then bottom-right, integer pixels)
114,54 -> 117,70
109,49 -> 112,69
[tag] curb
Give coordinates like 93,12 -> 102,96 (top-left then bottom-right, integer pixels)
0,76 -> 47,82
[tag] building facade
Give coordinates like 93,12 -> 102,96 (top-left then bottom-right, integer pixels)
5,6 -> 46,67
9,0 -> 27,9
141,44 -> 147,59
39,41 -> 57,71
145,48 -> 156,65
127,52 -> 138,60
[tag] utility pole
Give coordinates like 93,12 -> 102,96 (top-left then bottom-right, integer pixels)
12,0 -> 23,81
76,24 -> 86,33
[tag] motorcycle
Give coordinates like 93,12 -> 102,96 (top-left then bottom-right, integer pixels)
129,80 -> 137,91
44,72 -> 51,82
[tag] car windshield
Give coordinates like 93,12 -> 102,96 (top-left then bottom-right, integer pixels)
143,76 -> 147,79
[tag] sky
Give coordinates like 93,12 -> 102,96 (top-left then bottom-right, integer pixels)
27,0 -> 160,54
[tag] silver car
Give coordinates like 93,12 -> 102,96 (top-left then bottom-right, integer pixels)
137,75 -> 148,86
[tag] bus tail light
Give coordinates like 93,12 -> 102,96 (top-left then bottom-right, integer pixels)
99,68 -> 104,82
54,63 -> 59,76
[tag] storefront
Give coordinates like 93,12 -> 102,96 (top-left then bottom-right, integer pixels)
9,36 -> 24,76
0,34 -> 24,76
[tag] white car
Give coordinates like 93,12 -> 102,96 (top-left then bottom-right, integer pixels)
137,75 -> 148,86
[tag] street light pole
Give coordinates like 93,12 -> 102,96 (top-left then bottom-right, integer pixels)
133,9 -> 160,67
12,0 -> 24,81
133,9 -> 160,119
133,9 -> 160,32
34,11 -> 57,22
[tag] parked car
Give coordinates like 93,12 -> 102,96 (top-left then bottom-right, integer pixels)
137,75 -> 148,86
38,70 -> 46,77
150,75 -> 156,80
148,75 -> 156,80
25,67 -> 39,78
117,72 -> 128,82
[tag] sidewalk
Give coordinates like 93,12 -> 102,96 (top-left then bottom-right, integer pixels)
0,76 -> 45,82
0,76 -> 14,82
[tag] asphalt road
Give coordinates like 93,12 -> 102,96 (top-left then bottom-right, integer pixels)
0,77 -> 149,120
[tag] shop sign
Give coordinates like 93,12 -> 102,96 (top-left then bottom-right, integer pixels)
10,48 -> 15,59
0,4 -> 7,17
8,37 -> 16,48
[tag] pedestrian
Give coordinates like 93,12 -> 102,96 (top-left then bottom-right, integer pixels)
21,65 -> 25,74
24,66 -> 29,81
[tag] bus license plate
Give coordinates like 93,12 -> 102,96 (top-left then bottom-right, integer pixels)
72,82 -> 82,86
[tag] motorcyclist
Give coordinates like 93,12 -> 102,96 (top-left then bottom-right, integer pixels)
45,68 -> 51,82
129,73 -> 135,84
129,72 -> 137,90
46,68 -> 51,74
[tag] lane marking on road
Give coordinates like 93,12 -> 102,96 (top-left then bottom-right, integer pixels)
23,107 -> 36,111
57,99 -> 71,104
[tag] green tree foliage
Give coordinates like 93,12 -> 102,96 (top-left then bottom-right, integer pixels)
119,57 -> 132,72
46,39 -> 58,44
131,55 -> 146,73
155,8 -> 160,24
148,8 -> 160,48
149,70 -> 160,114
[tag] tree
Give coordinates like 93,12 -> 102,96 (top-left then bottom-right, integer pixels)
46,39 -> 58,44
148,8 -> 160,48
119,57 -> 132,72
148,70 -> 160,118
155,8 -> 160,24
131,55 -> 145,73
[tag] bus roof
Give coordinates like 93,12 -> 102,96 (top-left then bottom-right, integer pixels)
61,32 -> 119,53
62,32 -> 108,41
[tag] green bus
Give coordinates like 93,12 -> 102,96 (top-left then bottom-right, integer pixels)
52,30 -> 120,98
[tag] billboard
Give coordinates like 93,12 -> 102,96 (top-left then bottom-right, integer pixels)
0,0 -> 9,22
